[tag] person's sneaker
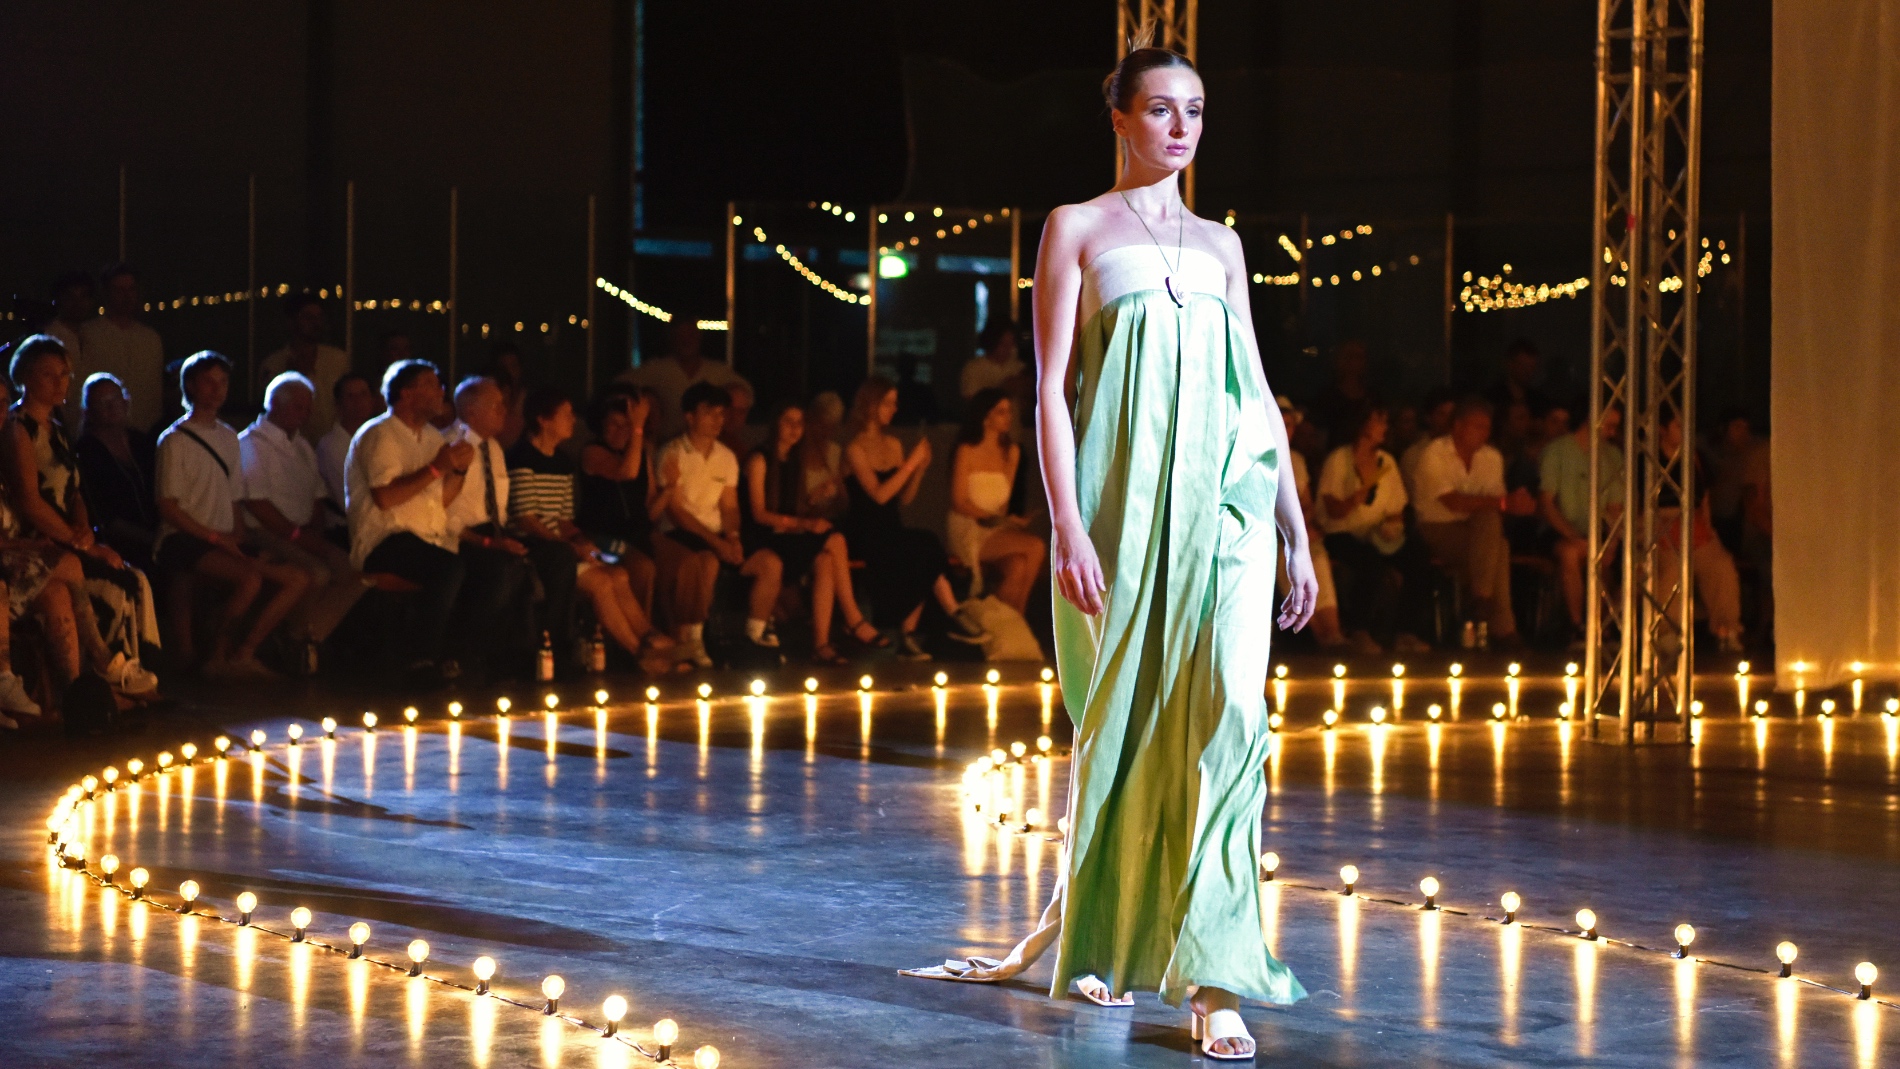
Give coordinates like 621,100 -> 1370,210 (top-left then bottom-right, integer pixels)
0,670 -> 40,718
749,625 -> 781,649
104,652 -> 159,696
687,641 -> 714,669
897,632 -> 933,661
947,605 -> 991,644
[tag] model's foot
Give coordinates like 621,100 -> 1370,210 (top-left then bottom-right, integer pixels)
1187,986 -> 1255,1060
1073,975 -> 1133,1007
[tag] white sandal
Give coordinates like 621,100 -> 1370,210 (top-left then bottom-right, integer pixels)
1188,997 -> 1257,1061
1074,975 -> 1133,1007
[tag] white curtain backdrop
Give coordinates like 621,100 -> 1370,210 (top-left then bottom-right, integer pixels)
1772,0 -> 1900,690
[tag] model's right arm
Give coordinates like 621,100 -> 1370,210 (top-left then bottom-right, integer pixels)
1034,205 -> 1106,616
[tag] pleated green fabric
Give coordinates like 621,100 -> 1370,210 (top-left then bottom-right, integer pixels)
1049,282 -> 1306,1009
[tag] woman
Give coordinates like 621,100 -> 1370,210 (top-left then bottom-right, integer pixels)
507,390 -> 674,662
904,34 -> 1315,1059
947,388 -> 1046,613
744,402 -> 888,665
1317,403 -> 1433,655
799,390 -> 849,524
578,387 -> 663,612
842,377 -> 989,660
2,336 -> 159,696
75,373 -> 158,571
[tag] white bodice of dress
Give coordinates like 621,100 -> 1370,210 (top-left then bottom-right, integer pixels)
1079,244 -> 1229,324
966,470 -> 1012,513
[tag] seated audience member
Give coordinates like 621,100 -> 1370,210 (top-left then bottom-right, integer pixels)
843,377 -> 988,660
744,401 -> 886,666
1311,339 -> 1375,449
441,376 -> 538,675
509,389 -> 673,664
1539,398 -> 1625,645
1485,338 -> 1554,423
654,383 -> 784,666
76,373 -> 158,569
615,318 -> 751,443
482,344 -> 528,448
1277,397 -> 1347,649
345,359 -> 473,682
0,470 -> 106,724
155,353 -> 309,679
239,371 -> 365,656
946,388 -> 1045,614
578,387 -> 662,605
1411,397 -> 1537,647
1401,388 -> 1457,503
1317,404 -> 1431,654
717,379 -> 758,457
1707,407 -> 1772,617
77,265 -> 165,434
960,319 -> 1031,429
4,335 -> 158,696
317,372 -> 381,530
1494,399 -> 1546,554
798,390 -> 850,523
46,271 -> 93,421
1656,411 -> 1744,652
261,292 -> 351,443
378,329 -> 413,372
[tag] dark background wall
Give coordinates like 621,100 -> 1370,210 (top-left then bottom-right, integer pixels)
0,1 -> 1770,417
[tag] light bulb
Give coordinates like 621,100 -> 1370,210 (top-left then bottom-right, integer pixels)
1450,663 -> 1463,677
1887,698 -> 1899,717
100,853 -> 120,878
1428,704 -> 1443,721
1340,865 -> 1359,892
1321,709 -> 1338,728
1820,699 -> 1835,716
235,891 -> 258,922
127,758 -> 144,777
246,729 -> 264,750
157,751 -> 174,768
1269,713 -> 1284,731
1753,700 -> 1768,717
1392,664 -> 1405,678
542,974 -> 565,1013
497,697 -> 512,714
1040,667 -> 1055,682
179,880 -> 200,907
654,1017 -> 680,1049
645,686 -> 660,701
183,742 -> 200,760
990,748 -> 1005,763
1419,876 -> 1440,902
1491,702 -> 1507,720
1260,851 -> 1279,880
1507,662 -> 1521,677
1036,736 -> 1052,752
287,724 -> 303,743
544,694 -> 559,711
694,1045 -> 721,1069
985,668 -> 1001,685
362,712 -> 378,730
321,718 -> 337,738
1333,664 -> 1346,678
932,671 -> 947,687
594,689 -> 609,705
604,994 -> 627,1040
129,867 -> 149,895
805,677 -> 821,693
1500,891 -> 1521,922
404,706 -> 419,723
291,907 -> 312,938
1856,961 -> 1878,995
1024,807 -> 1042,827
859,674 -> 874,691
473,955 -> 496,993
103,765 -> 119,784
407,939 -> 429,974
214,736 -> 231,754
1576,909 -> 1598,938
1370,706 -> 1388,724
1672,924 -> 1696,957
1010,741 -> 1027,758
749,679 -> 766,697
449,701 -> 464,718
697,683 -> 713,699
1775,941 -> 1797,976
1566,662 -> 1579,676
1274,665 -> 1288,679
349,922 -> 370,958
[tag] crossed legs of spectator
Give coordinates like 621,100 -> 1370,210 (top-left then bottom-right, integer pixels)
575,562 -> 674,664
177,547 -> 310,680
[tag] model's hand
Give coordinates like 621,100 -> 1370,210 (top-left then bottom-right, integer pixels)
1052,521 -> 1106,616
1278,539 -> 1319,632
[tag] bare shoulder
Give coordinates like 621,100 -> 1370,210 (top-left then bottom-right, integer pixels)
1041,202 -> 1109,254
1192,214 -> 1247,268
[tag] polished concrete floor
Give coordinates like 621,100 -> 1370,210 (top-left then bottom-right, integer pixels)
2,659 -> 1895,1067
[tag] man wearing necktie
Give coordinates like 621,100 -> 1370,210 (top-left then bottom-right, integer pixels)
446,376 -> 538,679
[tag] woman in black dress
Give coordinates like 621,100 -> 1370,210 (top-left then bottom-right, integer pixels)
578,386 -> 662,613
842,377 -> 988,660
744,401 -> 887,665
75,373 -> 158,571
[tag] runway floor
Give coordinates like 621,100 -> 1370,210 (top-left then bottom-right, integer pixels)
1,658 -> 1894,1067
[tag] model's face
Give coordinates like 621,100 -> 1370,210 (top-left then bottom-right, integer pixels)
189,366 -> 230,413
338,380 -> 381,425
87,382 -> 128,428
23,353 -> 71,406
685,402 -> 727,440
1112,67 -> 1203,174
984,399 -> 1014,436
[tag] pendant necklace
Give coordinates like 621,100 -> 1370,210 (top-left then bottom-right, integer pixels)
1119,190 -> 1187,307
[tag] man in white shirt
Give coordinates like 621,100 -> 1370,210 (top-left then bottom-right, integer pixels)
155,353 -> 310,679
240,371 -> 365,650
261,292 -> 352,444
317,372 -> 381,530
444,376 -> 538,673
77,265 -> 165,433
615,318 -> 751,442
345,359 -> 473,679
653,382 -> 782,666
1410,397 -> 1538,645
959,319 -> 1032,436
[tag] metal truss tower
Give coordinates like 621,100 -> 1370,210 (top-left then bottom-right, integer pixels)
1115,0 -> 1199,208
1586,0 -> 1705,742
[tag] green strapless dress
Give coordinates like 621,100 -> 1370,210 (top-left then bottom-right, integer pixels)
1048,244 -> 1305,1008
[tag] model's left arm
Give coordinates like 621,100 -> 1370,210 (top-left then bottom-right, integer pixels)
1216,224 -> 1316,632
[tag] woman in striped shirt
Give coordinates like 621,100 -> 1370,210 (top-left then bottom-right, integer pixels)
507,390 -> 674,663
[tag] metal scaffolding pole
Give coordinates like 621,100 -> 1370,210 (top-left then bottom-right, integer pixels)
1114,0 -> 1199,208
1585,0 -> 1704,744
725,201 -> 737,364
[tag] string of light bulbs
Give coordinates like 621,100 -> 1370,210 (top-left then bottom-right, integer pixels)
595,277 -> 728,330
1459,266 -> 1592,313
750,225 -> 868,306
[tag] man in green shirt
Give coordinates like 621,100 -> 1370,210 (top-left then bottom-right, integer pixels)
1540,401 -> 1624,642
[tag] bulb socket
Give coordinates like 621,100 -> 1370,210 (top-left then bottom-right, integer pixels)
1503,910 -> 1516,924
348,944 -> 363,960
604,1022 -> 618,1038
658,1046 -> 672,1061
1672,945 -> 1688,960
408,961 -> 422,977
1779,963 -> 1792,979
292,928 -> 306,943
1423,895 -> 1436,911
238,911 -> 252,926
1859,984 -> 1872,1001
544,999 -> 559,1016
475,980 -> 489,995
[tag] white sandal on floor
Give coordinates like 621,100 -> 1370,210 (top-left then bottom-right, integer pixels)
1188,1003 -> 1257,1061
1074,974 -> 1133,1007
